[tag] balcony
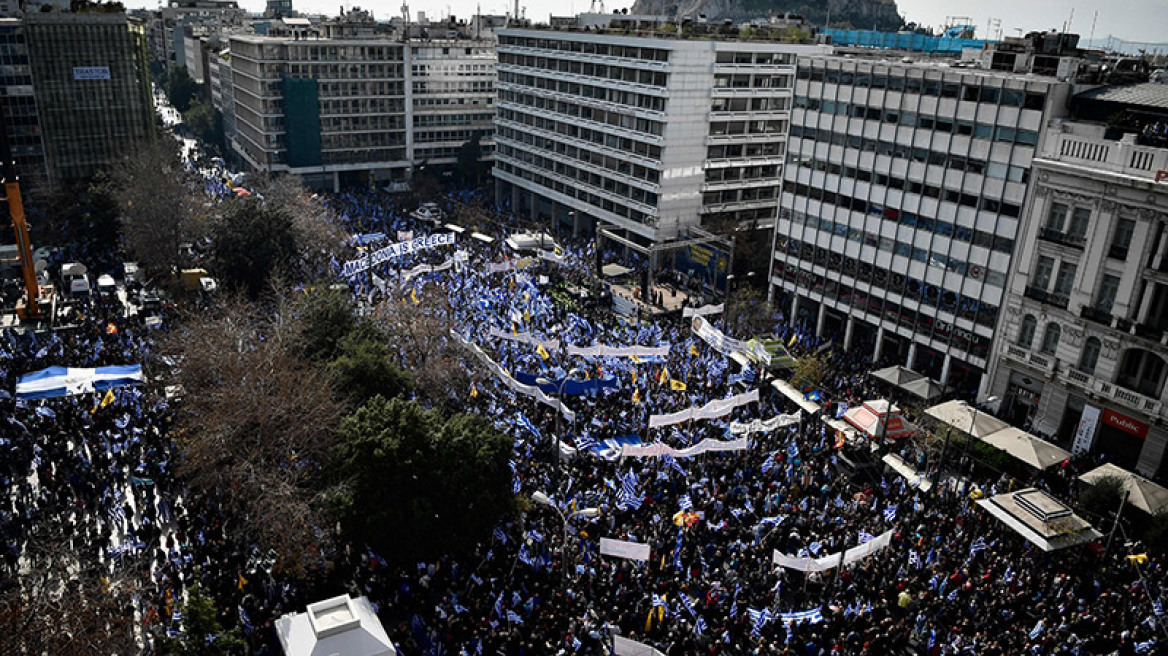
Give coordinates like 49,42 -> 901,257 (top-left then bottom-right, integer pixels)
1079,305 -> 1113,326
1025,286 -> 1070,309
1134,322 -> 1168,343
1004,343 -> 1055,373
1059,368 -> 1165,420
1039,121 -> 1168,182
1038,227 -> 1086,250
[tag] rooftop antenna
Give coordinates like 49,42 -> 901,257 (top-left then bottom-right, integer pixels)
1089,10 -> 1097,46
1063,7 -> 1073,33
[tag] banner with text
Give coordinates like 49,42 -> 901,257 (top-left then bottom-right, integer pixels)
648,389 -> 759,428
620,436 -> 749,459
486,327 -> 562,352
566,344 -> 672,359
729,412 -> 802,434
341,232 -> 455,277
599,538 -> 651,561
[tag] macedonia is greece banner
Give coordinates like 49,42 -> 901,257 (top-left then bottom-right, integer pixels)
340,232 -> 455,278
599,538 -> 651,561
621,436 -> 749,459
450,330 -> 576,422
729,412 -> 801,434
648,389 -> 759,428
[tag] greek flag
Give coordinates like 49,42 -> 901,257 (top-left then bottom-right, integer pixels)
574,433 -> 599,453
662,454 -> 687,476
883,504 -> 898,522
908,550 -> 920,568
1154,598 -> 1165,616
1028,620 -> 1044,639
807,541 -> 823,555
947,589 -> 959,602
673,525 -> 684,570
969,537 -> 988,557
679,495 -> 693,511
239,606 -> 253,635
652,593 -> 668,609
787,442 -> 799,459
761,453 -> 776,474
516,412 -> 541,438
526,529 -> 544,543
748,608 -> 772,637
1136,639 -> 1158,654
493,526 -> 508,544
172,608 -> 183,626
694,616 -> 708,636
506,610 -> 524,624
927,629 -> 937,650
858,530 -> 875,544
493,592 -> 504,618
679,594 -> 697,618
618,470 -> 641,510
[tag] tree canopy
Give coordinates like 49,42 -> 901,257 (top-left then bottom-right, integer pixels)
208,197 -> 299,298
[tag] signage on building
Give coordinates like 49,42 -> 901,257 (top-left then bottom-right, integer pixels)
1101,408 -> 1149,439
1071,404 -> 1101,455
73,66 -> 111,80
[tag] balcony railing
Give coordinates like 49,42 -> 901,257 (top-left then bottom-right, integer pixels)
1134,322 -> 1167,342
1004,343 -> 1055,373
1025,286 -> 1070,309
1038,227 -> 1086,249
1080,305 -> 1113,326
1059,368 -> 1165,419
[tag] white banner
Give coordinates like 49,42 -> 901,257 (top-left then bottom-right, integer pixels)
621,436 -> 749,459
599,538 -> 651,561
486,327 -> 561,352
613,636 -> 666,656
485,258 -> 537,274
691,315 -> 772,364
682,303 -> 724,318
538,249 -> 566,264
341,232 -> 455,277
648,389 -> 759,428
400,258 -> 455,283
566,344 -> 672,359
450,331 -> 575,422
1071,404 -> 1101,456
773,529 -> 893,572
729,412 -> 801,434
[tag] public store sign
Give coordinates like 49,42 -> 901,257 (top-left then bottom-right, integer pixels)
73,66 -> 110,80
1102,408 -> 1149,439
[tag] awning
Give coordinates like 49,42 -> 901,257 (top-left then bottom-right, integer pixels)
1079,463 -> 1168,515
843,399 -> 916,440
870,365 -> 922,387
602,263 -> 633,278
901,376 -> 947,401
823,417 -> 857,439
881,453 -> 933,492
976,488 -> 1101,551
980,426 -> 1070,470
506,232 -> 557,252
925,399 -> 1010,439
771,378 -> 821,414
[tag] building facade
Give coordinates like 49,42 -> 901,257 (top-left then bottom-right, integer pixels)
410,39 -> 495,166
0,18 -> 47,184
986,118 -> 1168,479
493,25 -> 827,245
768,53 -> 1071,395
22,12 -> 154,185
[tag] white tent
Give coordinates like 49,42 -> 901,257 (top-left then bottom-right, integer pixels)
925,399 -> 1010,439
1079,463 -> 1168,515
771,378 -> 821,414
976,488 -> 1101,552
276,595 -> 396,656
980,426 -> 1070,470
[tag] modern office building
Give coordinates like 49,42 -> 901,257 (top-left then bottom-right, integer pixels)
768,50 -> 1075,395
410,38 -> 496,166
493,17 -> 828,246
0,18 -> 47,184
985,84 -> 1168,479
19,12 -> 154,185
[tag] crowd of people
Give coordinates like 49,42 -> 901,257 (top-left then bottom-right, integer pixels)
2,172 -> 1166,656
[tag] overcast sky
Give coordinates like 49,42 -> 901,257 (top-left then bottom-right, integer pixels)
128,0 -> 1167,46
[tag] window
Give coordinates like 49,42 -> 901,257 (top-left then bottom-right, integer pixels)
1018,314 -> 1037,348
1053,262 -> 1077,296
1046,202 -> 1068,231
1079,336 -> 1101,375
1095,274 -> 1120,314
1040,323 -> 1061,355
1034,256 -> 1055,290
1110,218 -> 1135,260
1117,349 -> 1168,397
1068,207 -> 1091,239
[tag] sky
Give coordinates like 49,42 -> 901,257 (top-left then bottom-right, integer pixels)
127,0 -> 1168,46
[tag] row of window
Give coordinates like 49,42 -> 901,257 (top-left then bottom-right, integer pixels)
498,73 -> 667,113
413,81 -> 494,93
713,73 -> 793,89
715,51 -> 796,66
497,142 -> 660,206
711,96 -> 791,113
705,164 -> 781,184
499,89 -> 665,136
797,65 -> 1047,110
413,98 -> 493,107
496,107 -> 663,160
280,44 -> 403,62
499,52 -> 669,87
494,158 -> 655,227
703,186 -> 778,206
316,81 -> 405,98
276,63 -> 405,80
796,97 -> 1041,146
413,112 -> 494,126
772,259 -> 992,359
707,141 -> 786,161
496,125 -> 662,184
710,119 -> 788,137
789,125 -> 1009,180
782,179 -> 1018,253
782,207 -> 1008,288
498,36 -> 670,63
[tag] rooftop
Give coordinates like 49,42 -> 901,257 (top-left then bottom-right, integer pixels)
503,16 -> 817,45
1076,82 -> 1168,110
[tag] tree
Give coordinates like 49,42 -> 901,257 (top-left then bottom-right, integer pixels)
329,333 -> 412,406
456,133 -> 484,186
167,65 -> 199,113
331,396 -> 514,562
291,284 -> 359,361
789,353 -> 830,391
183,99 -> 223,150
112,137 -> 206,276
1078,475 -> 1127,520
207,198 -> 300,298
155,585 -> 244,656
85,171 -> 121,246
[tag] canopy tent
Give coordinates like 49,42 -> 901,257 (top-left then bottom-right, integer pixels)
901,376 -> 947,401
976,488 -> 1101,551
410,203 -> 443,224
1079,463 -> 1168,515
771,378 -> 821,414
16,365 -> 143,400
443,223 -> 466,234
980,426 -> 1070,470
602,263 -> 634,278
881,453 -> 933,492
870,365 -> 922,387
506,232 -> 558,252
843,399 -> 916,440
925,399 -> 1010,439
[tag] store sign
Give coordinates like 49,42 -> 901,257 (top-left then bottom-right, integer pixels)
1071,405 -> 1101,455
73,66 -> 110,80
1102,409 -> 1149,439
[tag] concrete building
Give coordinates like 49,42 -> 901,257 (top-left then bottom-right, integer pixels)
410,38 -> 496,166
986,84 -> 1168,479
20,12 -> 154,185
145,0 -> 247,72
0,18 -> 47,184
768,51 -> 1073,395
493,18 -> 828,248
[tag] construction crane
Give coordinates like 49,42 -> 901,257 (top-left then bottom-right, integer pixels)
0,102 -> 43,320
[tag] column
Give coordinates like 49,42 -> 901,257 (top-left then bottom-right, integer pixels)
789,295 -> 801,327
843,316 -> 856,350
511,185 -> 520,219
906,342 -> 918,370
333,171 -> 340,193
816,303 -> 828,338
940,354 -> 953,386
873,326 -> 886,363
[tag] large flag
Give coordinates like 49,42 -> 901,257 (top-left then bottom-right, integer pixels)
16,365 -> 143,400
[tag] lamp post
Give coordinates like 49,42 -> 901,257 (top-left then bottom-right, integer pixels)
531,490 -> 601,590
537,368 -> 585,482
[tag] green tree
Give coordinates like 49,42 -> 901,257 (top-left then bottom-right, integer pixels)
183,99 -> 223,149
166,66 -> 199,113
789,353 -> 830,391
329,333 -> 412,406
1142,508 -> 1168,556
456,133 -> 484,186
331,396 -> 514,562
1078,475 -> 1127,520
292,285 -> 359,361
208,198 -> 299,297
85,171 -> 121,245
156,585 -> 244,656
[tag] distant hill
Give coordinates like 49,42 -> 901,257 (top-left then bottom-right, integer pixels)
628,0 -> 903,31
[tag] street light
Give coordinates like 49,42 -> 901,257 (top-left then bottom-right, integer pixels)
531,490 -> 601,589
536,368 -> 586,481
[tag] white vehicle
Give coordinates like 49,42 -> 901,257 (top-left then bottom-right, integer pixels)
60,262 -> 90,299
96,274 -> 116,298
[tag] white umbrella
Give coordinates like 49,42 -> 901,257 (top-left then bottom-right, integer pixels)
1079,463 -> 1168,515
980,427 -> 1071,470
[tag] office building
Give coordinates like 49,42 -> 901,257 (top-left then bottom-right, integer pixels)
20,12 -> 154,185
0,18 -> 47,184
493,17 -> 828,246
769,50 -> 1074,395
145,0 -> 247,72
410,39 -> 496,166
986,84 -> 1168,479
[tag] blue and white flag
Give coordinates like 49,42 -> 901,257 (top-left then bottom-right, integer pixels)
858,530 -> 875,544
618,470 -> 642,510
883,504 -> 898,522
969,537 -> 988,557
506,610 -> 524,624
574,433 -> 599,453
786,442 -> 799,459
652,593 -> 668,609
694,616 -> 708,636
748,607 -> 772,637
679,495 -> 693,511
516,412 -> 541,438
908,550 -> 920,568
1028,620 -> 1044,640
